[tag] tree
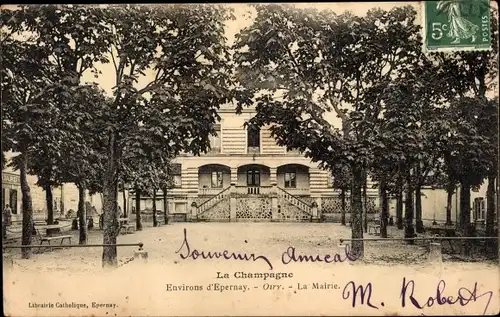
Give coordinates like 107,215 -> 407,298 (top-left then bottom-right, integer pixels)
1,11 -> 58,258
443,97 -> 491,254
433,9 -> 498,253
478,98 -> 498,240
121,152 -> 174,230
98,4 -> 237,267
56,85 -> 108,244
233,4 -> 425,257
4,4 -> 114,244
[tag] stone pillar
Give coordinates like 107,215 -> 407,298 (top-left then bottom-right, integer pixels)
271,184 -> 279,221
270,167 -> 277,186
134,249 -> 149,262
316,197 -> 322,219
311,201 -> 319,222
230,167 -> 238,186
230,183 -> 237,221
190,201 -> 197,221
428,242 -> 442,263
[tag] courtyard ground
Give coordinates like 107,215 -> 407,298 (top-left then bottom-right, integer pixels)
3,220 -> 497,271
3,221 -> 499,316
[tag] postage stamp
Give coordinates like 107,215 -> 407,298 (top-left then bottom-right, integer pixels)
423,0 -> 492,52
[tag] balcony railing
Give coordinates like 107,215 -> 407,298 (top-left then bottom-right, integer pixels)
247,147 -> 260,154
234,185 -> 272,195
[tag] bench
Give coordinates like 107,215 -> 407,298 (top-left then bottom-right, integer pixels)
35,227 -> 72,246
120,224 -> 136,235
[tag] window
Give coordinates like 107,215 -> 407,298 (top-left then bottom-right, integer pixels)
247,169 -> 260,186
170,164 -> 182,188
474,197 -> 486,220
209,124 -> 221,153
211,171 -> 223,188
284,172 -> 296,188
247,125 -> 260,148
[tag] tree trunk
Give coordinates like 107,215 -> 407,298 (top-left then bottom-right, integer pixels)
396,186 -> 403,229
445,182 -> 454,225
102,131 -> 119,268
379,178 -> 388,238
153,189 -> 158,227
459,181 -> 472,256
340,189 -> 346,226
45,184 -> 54,225
135,187 -> 142,231
20,153 -> 34,259
415,184 -> 424,233
363,172 -> 368,233
163,187 -> 168,225
486,174 -> 496,237
459,181 -> 471,235
122,186 -> 127,218
78,183 -> 87,245
60,187 -> 65,217
350,165 -> 364,259
404,170 -> 415,244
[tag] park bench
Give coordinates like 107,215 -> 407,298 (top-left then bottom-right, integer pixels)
35,227 -> 72,246
368,219 -> 381,235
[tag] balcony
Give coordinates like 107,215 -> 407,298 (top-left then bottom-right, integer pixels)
234,185 -> 272,195
247,146 -> 260,154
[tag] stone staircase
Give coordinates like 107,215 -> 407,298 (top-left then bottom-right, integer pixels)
196,186 -> 231,221
195,186 -> 315,222
276,187 -> 313,221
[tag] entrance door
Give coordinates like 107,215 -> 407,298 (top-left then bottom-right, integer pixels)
247,169 -> 260,194
247,169 -> 260,186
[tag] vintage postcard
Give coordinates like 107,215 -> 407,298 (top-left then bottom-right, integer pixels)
2,2 -> 499,316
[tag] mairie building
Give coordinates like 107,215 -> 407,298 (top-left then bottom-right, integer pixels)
161,105 -> 379,222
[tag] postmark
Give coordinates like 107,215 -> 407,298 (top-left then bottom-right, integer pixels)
423,0 -> 492,52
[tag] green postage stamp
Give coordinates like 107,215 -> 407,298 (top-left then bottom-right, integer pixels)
423,0 -> 492,52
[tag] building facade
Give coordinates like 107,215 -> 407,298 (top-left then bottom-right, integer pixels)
157,106 -> 379,222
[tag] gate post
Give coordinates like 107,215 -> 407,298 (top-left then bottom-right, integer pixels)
229,183 -> 237,222
428,242 -> 442,263
311,201 -> 318,222
190,202 -> 197,221
271,184 -> 279,221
